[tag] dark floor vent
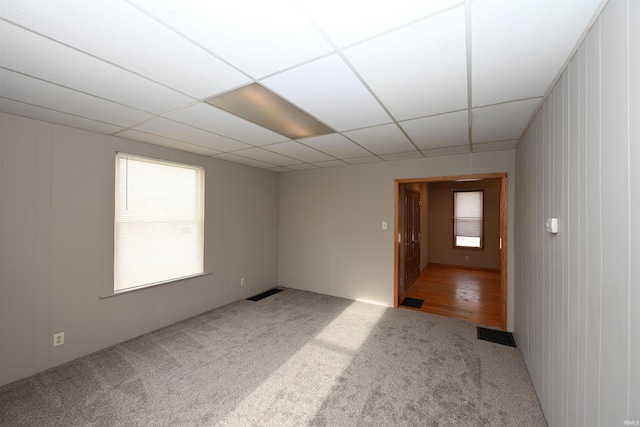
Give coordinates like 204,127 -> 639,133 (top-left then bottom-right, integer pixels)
247,288 -> 283,302
401,297 -> 424,309
477,327 -> 517,347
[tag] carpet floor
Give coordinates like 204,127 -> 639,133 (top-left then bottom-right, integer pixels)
0,289 -> 546,426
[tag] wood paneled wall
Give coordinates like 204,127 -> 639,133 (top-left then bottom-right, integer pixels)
279,150 -> 516,325
514,1 -> 639,425
0,114 -> 279,387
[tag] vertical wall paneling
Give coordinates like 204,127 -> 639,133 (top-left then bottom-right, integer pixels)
515,1 -> 639,424
560,71 -> 570,427
599,1 -> 629,422
33,121 -> 52,374
229,167 -> 279,304
0,117 -> 2,379
80,131 -> 108,355
0,116 -> 37,382
543,95 -> 551,415
551,77 -> 565,425
49,126 -> 75,367
566,56 -> 580,427
585,17 -> 603,426
0,113 -> 279,388
629,0 -> 640,418
576,39 -> 589,427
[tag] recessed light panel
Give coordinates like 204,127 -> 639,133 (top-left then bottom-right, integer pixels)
205,83 -> 335,140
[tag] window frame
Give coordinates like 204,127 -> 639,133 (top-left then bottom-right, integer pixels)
452,189 -> 485,250
114,152 -> 205,293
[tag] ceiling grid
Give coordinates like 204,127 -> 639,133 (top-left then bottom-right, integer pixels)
0,0 -> 606,171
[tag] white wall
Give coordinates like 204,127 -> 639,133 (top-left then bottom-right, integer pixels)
0,113 -> 279,388
278,150 -> 516,328
514,0 -> 639,425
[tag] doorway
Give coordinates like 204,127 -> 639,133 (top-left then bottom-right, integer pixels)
393,173 -> 508,330
403,188 -> 421,291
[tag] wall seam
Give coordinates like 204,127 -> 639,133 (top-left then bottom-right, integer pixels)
626,0 -> 631,419
596,22 -> 603,426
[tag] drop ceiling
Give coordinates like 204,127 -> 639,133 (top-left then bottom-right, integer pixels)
0,0 -> 605,172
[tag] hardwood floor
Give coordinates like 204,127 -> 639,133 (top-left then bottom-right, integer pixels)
402,264 -> 502,328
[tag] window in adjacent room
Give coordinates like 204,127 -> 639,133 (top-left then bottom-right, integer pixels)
453,190 -> 483,249
115,153 -> 204,292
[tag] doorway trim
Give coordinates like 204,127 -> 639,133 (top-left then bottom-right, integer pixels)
393,172 -> 508,331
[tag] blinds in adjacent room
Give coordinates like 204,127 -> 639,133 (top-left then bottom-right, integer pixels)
453,190 -> 483,248
115,153 -> 204,292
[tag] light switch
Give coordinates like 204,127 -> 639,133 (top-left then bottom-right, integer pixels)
546,218 -> 558,234
382,221 -> 388,230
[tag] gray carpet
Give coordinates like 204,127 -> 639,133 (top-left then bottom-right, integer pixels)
0,289 -> 546,426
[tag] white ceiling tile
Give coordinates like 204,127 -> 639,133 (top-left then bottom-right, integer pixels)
305,0 -> 463,48
263,141 -> 334,163
472,0 -> 602,106
132,118 -> 252,152
214,153 -> 276,169
312,160 -> 349,168
229,147 -> 299,166
0,69 -> 153,127
166,103 -> 288,146
472,140 -> 517,152
0,98 -> 123,135
261,55 -> 391,131
343,124 -> 415,155
472,99 -> 541,144
0,0 -> 604,171
344,6 -> 468,120
1,21 -> 194,115
421,145 -> 470,157
116,129 -> 221,156
0,1 -> 250,98
299,134 -> 372,159
345,156 -> 384,165
130,0 -> 333,79
379,151 -> 423,161
400,110 -> 469,149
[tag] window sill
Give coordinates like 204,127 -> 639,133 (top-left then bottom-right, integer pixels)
100,272 -> 212,299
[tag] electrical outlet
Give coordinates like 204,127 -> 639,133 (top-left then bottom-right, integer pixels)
53,332 -> 64,347
240,277 -> 245,286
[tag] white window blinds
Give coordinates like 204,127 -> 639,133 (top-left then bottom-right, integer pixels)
454,190 -> 483,248
115,153 -> 204,292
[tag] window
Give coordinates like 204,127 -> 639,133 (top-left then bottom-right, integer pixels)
115,153 -> 204,292
453,190 -> 483,248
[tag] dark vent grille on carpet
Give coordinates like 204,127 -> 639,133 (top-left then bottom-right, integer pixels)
477,327 -> 516,347
401,297 -> 424,309
247,288 -> 283,301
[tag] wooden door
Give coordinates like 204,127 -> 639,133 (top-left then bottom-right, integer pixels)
404,189 -> 421,289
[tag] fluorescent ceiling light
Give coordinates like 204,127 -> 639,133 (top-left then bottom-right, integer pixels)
205,83 -> 335,139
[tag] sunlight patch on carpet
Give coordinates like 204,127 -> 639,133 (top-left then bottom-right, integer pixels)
218,301 -> 386,424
